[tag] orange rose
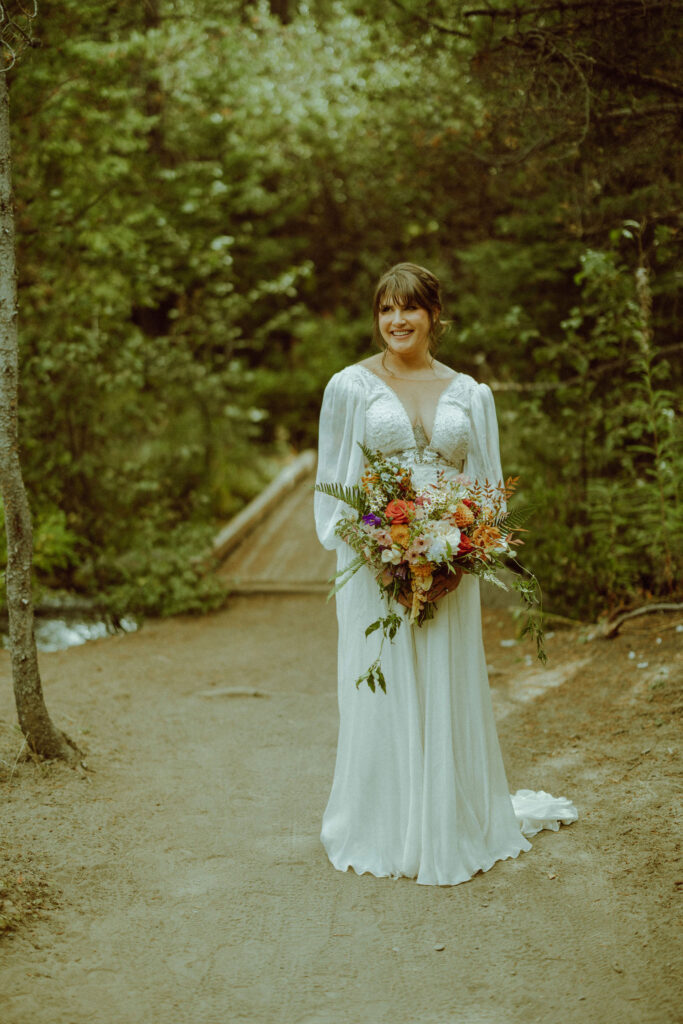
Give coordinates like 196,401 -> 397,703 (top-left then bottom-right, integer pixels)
385,499 -> 415,524
390,524 -> 411,548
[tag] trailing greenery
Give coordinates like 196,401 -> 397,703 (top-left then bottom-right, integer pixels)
2,0 -> 679,618
509,563 -> 547,665
360,612 -> 403,694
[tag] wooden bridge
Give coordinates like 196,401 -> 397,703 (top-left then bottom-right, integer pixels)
215,451 -> 334,595
215,450 -> 514,609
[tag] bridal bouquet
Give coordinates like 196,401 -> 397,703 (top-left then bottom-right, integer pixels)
316,443 -> 545,692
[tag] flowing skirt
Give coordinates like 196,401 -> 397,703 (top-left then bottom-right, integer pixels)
322,554 -> 577,886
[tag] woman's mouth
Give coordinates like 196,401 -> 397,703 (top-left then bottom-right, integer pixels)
391,329 -> 413,338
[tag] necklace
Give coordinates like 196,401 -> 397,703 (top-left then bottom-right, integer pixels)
381,372 -> 445,382
380,357 -> 447,382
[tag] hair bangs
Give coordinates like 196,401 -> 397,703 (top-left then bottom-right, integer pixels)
376,270 -> 429,313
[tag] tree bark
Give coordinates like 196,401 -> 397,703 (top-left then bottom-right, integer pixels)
0,72 -> 78,764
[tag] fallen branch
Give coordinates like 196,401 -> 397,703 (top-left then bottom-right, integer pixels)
585,602 -> 683,640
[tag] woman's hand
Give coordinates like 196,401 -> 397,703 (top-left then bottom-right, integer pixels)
382,566 -> 462,608
380,568 -> 412,608
425,566 -> 463,603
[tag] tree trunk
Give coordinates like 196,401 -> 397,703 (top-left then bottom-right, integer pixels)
0,72 -> 78,764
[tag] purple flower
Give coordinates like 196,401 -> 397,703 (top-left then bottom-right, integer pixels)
362,513 -> 382,527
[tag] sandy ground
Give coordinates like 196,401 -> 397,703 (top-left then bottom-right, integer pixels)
0,595 -> 681,1024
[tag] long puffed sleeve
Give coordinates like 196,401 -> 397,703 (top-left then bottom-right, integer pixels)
464,383 -> 505,495
314,368 -> 367,551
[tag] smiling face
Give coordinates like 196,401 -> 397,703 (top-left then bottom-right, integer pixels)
377,297 -> 432,359
372,263 -> 443,356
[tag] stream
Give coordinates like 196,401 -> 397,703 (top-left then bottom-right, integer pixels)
2,615 -> 139,653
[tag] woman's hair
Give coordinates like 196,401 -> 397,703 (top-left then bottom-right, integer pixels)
372,262 -> 446,350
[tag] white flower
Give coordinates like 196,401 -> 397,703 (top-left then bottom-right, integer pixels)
445,528 -> 462,549
425,537 -> 447,561
425,526 -> 461,562
381,547 -> 402,564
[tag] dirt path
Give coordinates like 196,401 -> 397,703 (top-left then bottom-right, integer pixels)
0,590 -> 680,1024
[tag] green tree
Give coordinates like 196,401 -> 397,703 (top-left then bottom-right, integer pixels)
4,0 -> 680,621
0,1 -> 78,762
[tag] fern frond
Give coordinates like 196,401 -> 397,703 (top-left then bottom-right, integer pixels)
315,481 -> 369,514
357,441 -> 384,470
326,554 -> 366,599
495,505 -> 535,531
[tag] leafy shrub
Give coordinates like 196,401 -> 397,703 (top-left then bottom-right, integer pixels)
501,244 -> 680,619
86,522 -> 229,621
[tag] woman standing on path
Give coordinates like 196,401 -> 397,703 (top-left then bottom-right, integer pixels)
314,262 -> 576,886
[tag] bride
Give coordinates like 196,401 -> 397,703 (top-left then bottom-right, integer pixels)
314,262 -> 577,886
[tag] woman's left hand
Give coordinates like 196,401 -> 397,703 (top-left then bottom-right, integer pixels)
425,566 -> 463,603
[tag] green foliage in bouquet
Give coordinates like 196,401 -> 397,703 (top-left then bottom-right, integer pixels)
314,483 -> 370,517
494,506 -> 535,533
318,443 -> 547,689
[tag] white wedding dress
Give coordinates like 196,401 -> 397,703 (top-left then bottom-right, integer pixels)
314,364 -> 577,886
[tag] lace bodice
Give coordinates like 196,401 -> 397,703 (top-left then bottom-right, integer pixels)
357,365 -> 470,471
314,362 -> 506,550
411,422 -> 431,459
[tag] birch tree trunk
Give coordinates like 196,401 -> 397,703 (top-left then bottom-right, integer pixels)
0,72 -> 78,763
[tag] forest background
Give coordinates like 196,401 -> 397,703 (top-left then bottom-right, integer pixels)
4,0 -> 681,624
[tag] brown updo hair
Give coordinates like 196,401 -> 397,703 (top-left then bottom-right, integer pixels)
372,262 -> 446,351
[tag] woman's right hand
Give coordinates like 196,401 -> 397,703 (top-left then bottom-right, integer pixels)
380,569 -> 412,609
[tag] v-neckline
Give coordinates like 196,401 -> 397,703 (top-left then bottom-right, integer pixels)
355,363 -> 460,445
